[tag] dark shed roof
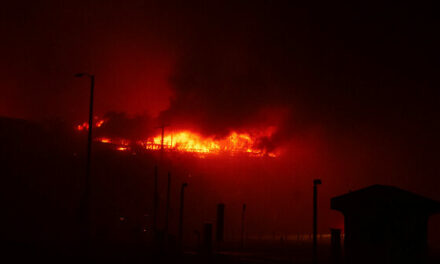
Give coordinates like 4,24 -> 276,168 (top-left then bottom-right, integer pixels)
331,185 -> 440,215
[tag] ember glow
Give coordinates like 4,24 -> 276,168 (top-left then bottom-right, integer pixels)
116,146 -> 128,151
99,138 -> 111,143
76,119 -> 278,157
76,118 -> 106,131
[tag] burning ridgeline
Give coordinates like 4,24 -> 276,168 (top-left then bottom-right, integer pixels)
76,118 -> 279,157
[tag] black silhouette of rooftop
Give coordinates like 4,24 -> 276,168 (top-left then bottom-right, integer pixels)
331,184 -> 440,215
331,185 -> 440,264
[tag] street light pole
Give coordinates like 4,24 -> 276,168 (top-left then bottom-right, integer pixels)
75,73 -> 95,250
86,75 -> 95,198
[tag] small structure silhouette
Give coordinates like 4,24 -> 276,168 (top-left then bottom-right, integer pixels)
331,185 -> 440,264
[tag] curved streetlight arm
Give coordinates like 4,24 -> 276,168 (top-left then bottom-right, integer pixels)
74,72 -> 93,78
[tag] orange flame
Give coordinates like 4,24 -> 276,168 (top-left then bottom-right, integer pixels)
141,129 -> 277,157
76,120 -> 278,157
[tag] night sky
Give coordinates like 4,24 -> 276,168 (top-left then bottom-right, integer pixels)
1,0 -> 439,240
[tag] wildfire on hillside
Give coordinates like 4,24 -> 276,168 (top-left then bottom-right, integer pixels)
76,118 -> 279,157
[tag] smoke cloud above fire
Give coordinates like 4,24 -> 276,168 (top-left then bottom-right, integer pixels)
156,1 -> 439,156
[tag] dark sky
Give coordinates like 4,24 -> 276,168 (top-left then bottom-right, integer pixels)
1,1 -> 439,191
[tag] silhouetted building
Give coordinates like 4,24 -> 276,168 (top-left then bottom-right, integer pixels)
331,185 -> 440,264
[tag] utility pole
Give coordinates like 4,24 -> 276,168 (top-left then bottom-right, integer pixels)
178,182 -> 188,247
74,73 -> 95,252
164,171 -> 171,237
313,179 -> 322,263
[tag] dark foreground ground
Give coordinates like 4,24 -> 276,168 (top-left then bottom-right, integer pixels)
2,238 -> 440,264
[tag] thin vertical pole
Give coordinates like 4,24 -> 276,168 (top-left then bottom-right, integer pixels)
313,179 -> 321,263
86,76 -> 95,189
153,165 -> 158,235
241,203 -> 246,248
84,75 -> 94,248
170,132 -> 173,149
216,203 -> 225,243
161,126 -> 165,152
165,171 -> 171,237
313,184 -> 317,255
178,182 -> 188,247
156,124 -> 169,161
